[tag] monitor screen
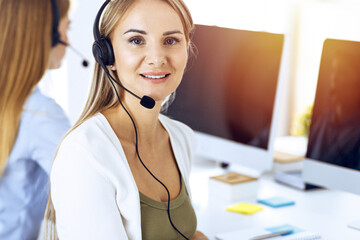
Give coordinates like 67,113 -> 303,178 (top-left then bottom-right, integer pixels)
306,39 -> 360,170
303,38 -> 360,196
165,24 -> 286,174
166,24 -> 284,150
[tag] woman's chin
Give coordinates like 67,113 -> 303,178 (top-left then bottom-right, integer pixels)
140,91 -> 167,103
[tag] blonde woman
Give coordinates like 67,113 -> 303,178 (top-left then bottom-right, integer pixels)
49,0 -> 208,239
0,0 -> 70,239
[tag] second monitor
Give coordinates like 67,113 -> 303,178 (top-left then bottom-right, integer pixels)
166,24 -> 287,175
303,38 -> 360,195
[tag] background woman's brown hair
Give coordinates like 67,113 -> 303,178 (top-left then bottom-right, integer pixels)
0,0 -> 70,176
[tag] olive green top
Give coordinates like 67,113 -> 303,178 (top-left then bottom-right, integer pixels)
139,177 -> 197,240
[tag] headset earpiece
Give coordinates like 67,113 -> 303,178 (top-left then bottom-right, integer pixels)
92,38 -> 115,66
92,0 -> 114,66
52,31 -> 61,47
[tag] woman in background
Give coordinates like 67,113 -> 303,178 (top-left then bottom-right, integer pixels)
0,0 -> 70,239
48,0 -> 208,239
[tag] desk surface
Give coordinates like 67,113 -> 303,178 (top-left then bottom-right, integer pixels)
190,158 -> 360,240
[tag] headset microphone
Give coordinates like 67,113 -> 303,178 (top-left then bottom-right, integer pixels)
140,96 -> 156,109
59,40 -> 89,67
99,61 -> 156,109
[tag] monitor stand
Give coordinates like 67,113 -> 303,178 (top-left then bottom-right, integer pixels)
274,170 -> 320,190
348,220 -> 360,231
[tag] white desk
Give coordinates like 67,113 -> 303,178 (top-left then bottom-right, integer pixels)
190,158 -> 360,240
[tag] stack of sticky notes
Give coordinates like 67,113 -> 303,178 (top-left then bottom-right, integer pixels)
226,202 -> 263,214
257,196 -> 295,208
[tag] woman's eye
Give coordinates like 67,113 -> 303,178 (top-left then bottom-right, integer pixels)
129,37 -> 143,45
164,38 -> 179,45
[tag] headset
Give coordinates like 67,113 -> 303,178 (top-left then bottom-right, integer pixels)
50,0 -> 89,67
92,0 -> 155,109
92,1 -> 189,239
92,0 -> 115,66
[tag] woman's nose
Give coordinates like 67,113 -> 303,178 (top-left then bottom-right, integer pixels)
144,44 -> 167,66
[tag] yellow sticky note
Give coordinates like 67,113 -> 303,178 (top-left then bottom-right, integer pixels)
226,202 -> 263,215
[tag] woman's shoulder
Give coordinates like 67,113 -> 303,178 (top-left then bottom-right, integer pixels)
24,87 -> 67,120
21,88 -> 70,158
57,113 -> 124,169
62,113 -> 115,149
52,113 -> 129,189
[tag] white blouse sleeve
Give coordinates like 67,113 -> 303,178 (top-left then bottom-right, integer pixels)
50,139 -> 128,240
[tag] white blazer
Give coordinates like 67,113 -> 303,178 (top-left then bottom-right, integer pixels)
51,113 -> 196,240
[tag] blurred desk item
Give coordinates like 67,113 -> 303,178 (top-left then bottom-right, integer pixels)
272,136 -> 307,172
274,171 -> 319,190
209,172 -> 259,201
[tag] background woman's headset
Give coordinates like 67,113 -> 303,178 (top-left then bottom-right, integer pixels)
50,0 -> 62,47
50,0 -> 89,66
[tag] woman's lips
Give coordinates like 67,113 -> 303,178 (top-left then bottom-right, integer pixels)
140,72 -> 170,83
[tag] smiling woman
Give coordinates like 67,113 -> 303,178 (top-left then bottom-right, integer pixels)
46,0 -> 208,240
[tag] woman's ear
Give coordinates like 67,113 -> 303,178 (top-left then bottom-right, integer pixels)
110,64 -> 116,71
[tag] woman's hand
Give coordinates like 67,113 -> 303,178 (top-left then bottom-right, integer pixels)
191,231 -> 209,240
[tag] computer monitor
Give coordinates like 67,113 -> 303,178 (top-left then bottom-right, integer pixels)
165,24 -> 288,176
302,38 -> 360,229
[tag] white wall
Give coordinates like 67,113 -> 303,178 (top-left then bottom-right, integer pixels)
292,0 -> 360,121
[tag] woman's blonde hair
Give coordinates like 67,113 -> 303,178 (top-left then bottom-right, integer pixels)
44,0 -> 194,239
0,0 -> 70,176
